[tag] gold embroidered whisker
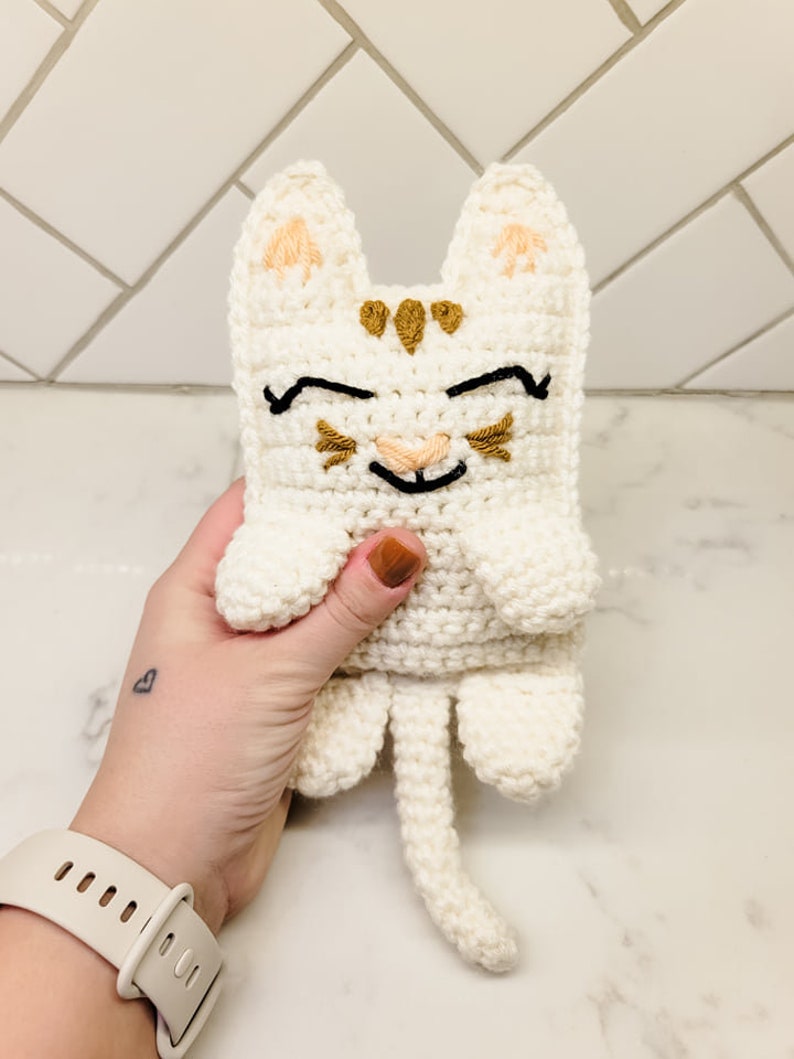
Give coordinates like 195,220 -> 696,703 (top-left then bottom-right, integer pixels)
316,419 -> 356,470
465,412 -> 513,461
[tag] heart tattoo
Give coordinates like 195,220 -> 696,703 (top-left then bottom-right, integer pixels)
132,668 -> 157,695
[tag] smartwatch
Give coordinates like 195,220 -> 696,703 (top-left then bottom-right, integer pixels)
0,830 -> 224,1058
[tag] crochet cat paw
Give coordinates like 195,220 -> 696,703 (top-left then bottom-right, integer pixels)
215,508 -> 350,631
460,504 -> 600,636
456,666 -> 584,803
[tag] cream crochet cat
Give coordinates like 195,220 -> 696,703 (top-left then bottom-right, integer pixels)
216,161 -> 599,972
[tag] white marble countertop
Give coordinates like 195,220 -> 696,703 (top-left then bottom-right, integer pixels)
0,389 -> 791,1058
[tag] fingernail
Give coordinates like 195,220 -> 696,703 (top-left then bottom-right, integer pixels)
367,536 -> 422,588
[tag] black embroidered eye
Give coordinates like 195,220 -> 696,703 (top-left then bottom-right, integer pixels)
445,366 -> 550,400
263,377 -> 376,415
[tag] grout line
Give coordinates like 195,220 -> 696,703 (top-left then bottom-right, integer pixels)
2,380 -> 234,395
3,379 -> 793,399
313,0 -> 484,175
47,40 -> 360,381
664,388 -> 794,396
31,0 -> 71,29
585,387 -> 794,397
0,349 -> 40,380
592,132 -> 794,295
234,180 -> 255,200
0,187 -> 129,288
733,183 -> 794,275
236,40 -> 358,192
592,189 -> 731,294
0,0 -> 102,147
501,0 -> 688,162
604,0 -> 642,34
48,289 -> 130,380
676,305 -> 794,388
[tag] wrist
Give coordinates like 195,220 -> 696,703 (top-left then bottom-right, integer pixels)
70,802 -> 228,935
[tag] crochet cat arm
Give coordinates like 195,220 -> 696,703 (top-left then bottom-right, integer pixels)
215,504 -> 350,631
458,503 -> 600,636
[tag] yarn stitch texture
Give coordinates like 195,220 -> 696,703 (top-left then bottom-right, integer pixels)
216,161 -> 599,972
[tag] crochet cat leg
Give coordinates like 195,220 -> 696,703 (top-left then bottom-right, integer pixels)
455,657 -> 583,804
291,672 -> 390,797
390,674 -> 518,972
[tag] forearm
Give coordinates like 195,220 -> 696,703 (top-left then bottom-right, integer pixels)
0,798 -> 229,1059
0,906 -> 156,1059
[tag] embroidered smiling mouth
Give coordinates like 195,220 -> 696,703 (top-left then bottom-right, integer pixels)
368,460 -> 468,494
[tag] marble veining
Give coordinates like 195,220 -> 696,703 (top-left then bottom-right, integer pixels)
0,390 -> 792,1058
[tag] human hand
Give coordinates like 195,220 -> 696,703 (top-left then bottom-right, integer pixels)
71,479 -> 425,932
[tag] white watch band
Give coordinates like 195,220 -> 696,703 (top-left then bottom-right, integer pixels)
0,830 -> 224,1058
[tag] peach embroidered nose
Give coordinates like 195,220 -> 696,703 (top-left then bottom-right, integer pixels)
375,433 -> 451,474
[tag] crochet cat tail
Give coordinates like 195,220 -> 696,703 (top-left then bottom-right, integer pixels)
390,676 -> 519,972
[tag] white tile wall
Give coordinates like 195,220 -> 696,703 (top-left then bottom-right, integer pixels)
0,0 -> 792,391
587,195 -> 794,388
61,189 -> 251,385
743,143 -> 794,265
518,0 -> 794,285
0,0 -> 348,283
0,0 -> 61,120
242,51 -> 474,285
340,0 -> 629,162
686,312 -> 794,390
0,195 -> 119,376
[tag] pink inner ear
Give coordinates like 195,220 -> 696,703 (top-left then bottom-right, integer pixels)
263,216 -> 323,283
492,223 -> 548,278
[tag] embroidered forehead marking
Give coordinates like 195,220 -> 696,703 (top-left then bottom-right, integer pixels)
430,301 -> 463,335
315,419 -> 356,470
360,300 -> 390,337
492,224 -> 547,278
465,412 -> 514,461
263,217 -> 322,283
394,299 -> 426,355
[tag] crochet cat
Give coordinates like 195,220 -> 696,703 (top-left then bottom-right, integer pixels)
216,161 -> 599,972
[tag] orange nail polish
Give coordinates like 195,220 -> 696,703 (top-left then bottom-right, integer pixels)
367,536 -> 421,588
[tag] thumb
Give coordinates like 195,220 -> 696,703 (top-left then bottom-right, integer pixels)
278,529 -> 426,681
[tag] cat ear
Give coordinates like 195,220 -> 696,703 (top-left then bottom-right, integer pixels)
440,163 -> 587,309
230,161 -> 369,326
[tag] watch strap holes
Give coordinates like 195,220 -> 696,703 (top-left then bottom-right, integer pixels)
77,872 -> 96,893
99,885 -> 117,907
54,860 -> 73,881
120,900 -> 137,923
186,965 -> 201,990
159,932 -> 175,956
